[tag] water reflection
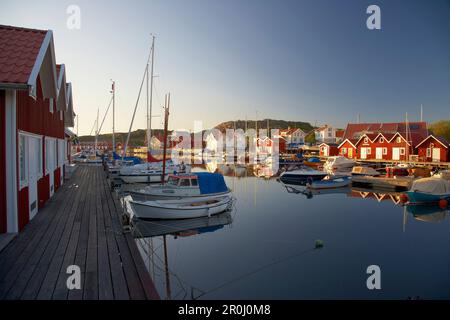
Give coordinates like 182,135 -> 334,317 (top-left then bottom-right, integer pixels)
127,162 -> 450,299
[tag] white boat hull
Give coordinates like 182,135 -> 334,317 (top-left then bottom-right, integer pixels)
120,174 -> 164,184
130,196 -> 233,219
130,189 -> 231,201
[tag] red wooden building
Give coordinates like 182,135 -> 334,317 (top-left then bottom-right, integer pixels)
338,139 -> 358,159
318,142 -> 339,157
416,135 -> 449,162
338,122 -> 429,161
0,25 -> 75,234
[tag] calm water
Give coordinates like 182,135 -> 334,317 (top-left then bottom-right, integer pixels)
128,164 -> 450,300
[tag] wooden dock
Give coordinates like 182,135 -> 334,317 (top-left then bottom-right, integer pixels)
351,175 -> 415,191
0,165 -> 159,300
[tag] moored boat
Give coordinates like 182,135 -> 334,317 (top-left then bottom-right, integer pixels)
279,166 -> 328,184
129,195 -> 234,219
307,176 -> 351,189
129,172 -> 231,201
351,166 -> 380,177
405,177 -> 450,204
323,156 -> 355,173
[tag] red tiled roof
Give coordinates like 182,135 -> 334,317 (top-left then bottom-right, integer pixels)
0,25 -> 47,84
335,130 -> 345,138
280,128 -> 302,135
343,122 -> 428,141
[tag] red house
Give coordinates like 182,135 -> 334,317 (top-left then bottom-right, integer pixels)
416,135 -> 449,162
338,139 -> 358,159
0,25 -> 75,234
319,142 -> 339,157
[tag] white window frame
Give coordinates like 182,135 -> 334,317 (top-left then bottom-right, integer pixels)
18,131 -> 44,190
45,137 -> 57,175
49,98 -> 54,113
383,147 -> 388,155
19,134 -> 28,190
367,147 -> 371,155
380,137 -> 384,143
341,147 -> 347,154
364,138 -> 369,144
426,148 -> 431,157
396,137 -> 402,143
400,148 -> 405,155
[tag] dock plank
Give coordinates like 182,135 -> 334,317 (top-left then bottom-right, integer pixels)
0,165 -> 159,300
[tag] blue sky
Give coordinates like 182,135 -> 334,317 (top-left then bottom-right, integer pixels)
1,0 -> 449,134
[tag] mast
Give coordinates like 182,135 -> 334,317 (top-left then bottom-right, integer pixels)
405,112 -> 410,160
161,93 -> 170,184
112,80 -> 116,153
95,108 -> 99,155
147,35 -> 155,160
420,104 -> 423,122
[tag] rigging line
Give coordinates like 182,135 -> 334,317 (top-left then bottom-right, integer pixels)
97,96 -> 114,136
88,118 -> 97,136
194,247 -> 318,300
123,44 -> 154,159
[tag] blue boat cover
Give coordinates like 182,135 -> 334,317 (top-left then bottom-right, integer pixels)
112,152 -> 142,165
195,172 -> 228,194
308,157 -> 321,163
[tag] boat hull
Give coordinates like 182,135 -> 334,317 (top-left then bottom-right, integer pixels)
406,191 -> 450,205
279,173 -> 327,184
120,174 -> 164,184
129,189 -> 232,201
129,196 -> 233,219
308,177 -> 351,189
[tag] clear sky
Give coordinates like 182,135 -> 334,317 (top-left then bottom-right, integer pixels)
1,0 -> 449,135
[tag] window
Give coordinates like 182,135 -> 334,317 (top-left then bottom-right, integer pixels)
19,135 -> 27,186
383,147 -> 387,155
426,148 -> 431,157
180,179 -> 190,186
45,138 -> 56,174
364,138 -> 368,144
342,147 -> 347,154
396,137 -> 402,143
191,179 -> 198,186
380,137 -> 384,143
367,148 -> 371,155
400,148 -> 405,155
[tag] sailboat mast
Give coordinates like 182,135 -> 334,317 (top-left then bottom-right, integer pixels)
112,80 -> 115,153
147,35 -> 155,158
161,93 -> 170,183
95,108 -> 99,155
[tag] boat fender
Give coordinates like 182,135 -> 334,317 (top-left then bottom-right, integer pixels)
439,199 -> 448,209
399,194 -> 409,204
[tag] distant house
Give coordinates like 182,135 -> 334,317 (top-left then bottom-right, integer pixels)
416,135 -> 449,162
335,129 -> 345,144
319,143 -> 339,157
314,125 -> 336,143
279,128 -> 305,148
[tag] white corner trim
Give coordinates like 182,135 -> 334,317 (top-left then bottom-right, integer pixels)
27,30 -> 58,99
5,90 -> 18,233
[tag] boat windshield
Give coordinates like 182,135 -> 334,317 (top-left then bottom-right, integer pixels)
167,176 -> 179,186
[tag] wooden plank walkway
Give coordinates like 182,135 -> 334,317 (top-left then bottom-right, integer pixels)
0,165 -> 159,300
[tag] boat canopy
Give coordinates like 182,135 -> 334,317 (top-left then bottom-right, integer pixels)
411,178 -> 450,194
113,152 -> 142,165
195,172 -> 228,194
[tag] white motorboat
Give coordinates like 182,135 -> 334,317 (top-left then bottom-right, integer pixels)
119,160 -> 191,184
307,176 -> 351,189
129,172 -> 231,201
279,166 -> 328,184
323,156 -> 355,173
129,195 -> 233,220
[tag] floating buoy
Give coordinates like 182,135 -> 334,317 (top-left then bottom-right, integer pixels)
399,194 -> 409,204
315,239 -> 324,249
439,199 -> 448,209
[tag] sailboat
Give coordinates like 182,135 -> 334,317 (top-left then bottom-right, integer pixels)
86,108 -> 103,164
116,37 -> 190,184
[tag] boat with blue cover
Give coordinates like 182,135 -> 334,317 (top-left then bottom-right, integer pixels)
129,172 -> 232,201
279,166 -> 328,184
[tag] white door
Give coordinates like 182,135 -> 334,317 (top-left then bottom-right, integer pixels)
376,148 -> 383,160
323,147 -> 328,156
360,148 -> 367,159
28,137 -> 39,220
46,138 -> 55,196
432,148 -> 440,162
392,148 -> 400,160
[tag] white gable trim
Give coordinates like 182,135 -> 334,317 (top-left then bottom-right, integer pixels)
56,64 -> 68,111
415,135 -> 449,149
389,132 -> 411,146
27,30 -> 58,100
338,138 -> 356,149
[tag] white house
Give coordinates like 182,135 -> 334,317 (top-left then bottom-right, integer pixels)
314,125 -> 336,143
280,128 -> 305,147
